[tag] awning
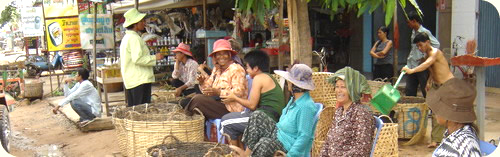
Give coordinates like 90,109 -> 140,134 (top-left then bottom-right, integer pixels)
111,0 -> 219,14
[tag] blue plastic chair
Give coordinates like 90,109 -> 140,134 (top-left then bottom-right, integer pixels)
306,103 -> 324,157
206,75 -> 254,143
480,140 -> 497,156
370,116 -> 384,157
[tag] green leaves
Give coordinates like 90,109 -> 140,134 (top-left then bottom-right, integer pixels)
384,0 -> 396,26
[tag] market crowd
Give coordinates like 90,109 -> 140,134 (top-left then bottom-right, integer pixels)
53,8 -> 483,157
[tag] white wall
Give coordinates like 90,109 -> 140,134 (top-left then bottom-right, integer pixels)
451,0 -> 479,56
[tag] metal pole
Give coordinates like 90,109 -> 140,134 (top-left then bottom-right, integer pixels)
134,0 -> 138,9
110,4 -> 116,57
475,67 -> 485,140
203,0 -> 207,60
278,0 -> 284,70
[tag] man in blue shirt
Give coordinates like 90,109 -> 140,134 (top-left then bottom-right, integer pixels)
405,11 -> 440,98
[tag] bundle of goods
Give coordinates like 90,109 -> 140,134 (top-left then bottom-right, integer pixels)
112,103 -> 204,156
62,51 -> 83,70
147,135 -> 231,157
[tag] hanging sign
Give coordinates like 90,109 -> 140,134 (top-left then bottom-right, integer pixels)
43,0 -> 79,18
21,7 -> 44,37
45,17 -> 81,51
79,14 -> 114,49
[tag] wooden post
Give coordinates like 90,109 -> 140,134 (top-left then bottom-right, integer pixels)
93,2 -> 98,81
278,0 -> 284,70
134,0 -> 138,9
287,0 -> 312,66
393,1 -> 399,81
41,2 -> 53,96
203,0 -> 208,59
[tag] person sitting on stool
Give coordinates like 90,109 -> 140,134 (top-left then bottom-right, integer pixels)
52,68 -> 101,126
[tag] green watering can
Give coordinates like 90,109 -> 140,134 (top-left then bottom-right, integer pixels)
371,71 -> 406,115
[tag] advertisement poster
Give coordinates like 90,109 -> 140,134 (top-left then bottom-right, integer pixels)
78,2 -> 106,14
45,17 -> 81,51
43,0 -> 79,18
21,7 -> 44,37
79,14 -> 113,49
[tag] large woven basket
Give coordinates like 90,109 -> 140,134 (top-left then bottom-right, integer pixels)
310,72 -> 336,108
147,135 -> 231,157
113,104 -> 205,157
394,96 -> 427,139
24,81 -> 44,98
373,115 -> 399,157
312,107 -> 336,157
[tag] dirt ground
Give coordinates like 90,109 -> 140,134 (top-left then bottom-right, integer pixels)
6,77 -> 500,156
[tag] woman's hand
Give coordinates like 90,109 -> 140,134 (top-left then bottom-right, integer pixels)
221,92 -> 237,103
197,74 -> 206,83
175,87 -> 183,97
202,87 -> 221,96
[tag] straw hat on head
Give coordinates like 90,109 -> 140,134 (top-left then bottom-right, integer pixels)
426,78 -> 477,123
172,43 -> 193,57
123,8 -> 146,28
209,39 -> 237,57
274,64 -> 315,91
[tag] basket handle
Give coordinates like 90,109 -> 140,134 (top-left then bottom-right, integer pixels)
166,111 -> 186,119
378,115 -> 394,123
220,133 -> 232,144
162,135 -> 181,144
373,78 -> 386,82
149,147 -> 164,157
204,147 -> 226,156
192,108 -> 205,118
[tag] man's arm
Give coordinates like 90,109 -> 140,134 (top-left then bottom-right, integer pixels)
58,82 -> 95,107
403,50 -> 437,74
130,37 -> 156,66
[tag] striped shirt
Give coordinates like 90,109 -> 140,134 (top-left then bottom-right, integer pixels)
432,125 -> 481,157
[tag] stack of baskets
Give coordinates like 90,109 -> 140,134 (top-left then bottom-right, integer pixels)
311,107 -> 336,157
373,115 -> 399,157
394,96 -> 427,139
310,72 -> 337,108
112,103 -> 204,156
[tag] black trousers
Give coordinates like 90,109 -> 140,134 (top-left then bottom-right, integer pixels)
405,70 -> 429,98
126,83 -> 152,107
373,64 -> 394,81
171,79 -> 198,96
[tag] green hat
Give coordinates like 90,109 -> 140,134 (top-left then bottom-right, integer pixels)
123,8 -> 146,28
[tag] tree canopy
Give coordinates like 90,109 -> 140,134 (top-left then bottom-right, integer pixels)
0,1 -> 20,28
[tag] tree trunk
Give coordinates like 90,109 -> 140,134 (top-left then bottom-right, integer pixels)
287,0 -> 312,66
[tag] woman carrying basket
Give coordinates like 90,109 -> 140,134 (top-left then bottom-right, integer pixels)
320,67 -> 374,157
240,64 -> 320,157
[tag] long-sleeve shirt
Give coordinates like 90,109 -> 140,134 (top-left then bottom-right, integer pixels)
120,30 -> 156,89
200,63 -> 247,112
407,26 -> 441,69
276,92 -> 319,157
320,103 -> 374,157
433,125 -> 481,157
172,59 -> 198,88
58,80 -> 101,117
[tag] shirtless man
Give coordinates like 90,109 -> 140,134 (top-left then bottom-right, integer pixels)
402,32 -> 454,89
402,32 -> 454,148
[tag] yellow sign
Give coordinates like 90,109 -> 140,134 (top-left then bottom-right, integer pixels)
43,0 -> 79,18
45,18 -> 81,51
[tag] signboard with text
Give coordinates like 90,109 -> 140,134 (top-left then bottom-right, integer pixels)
45,17 -> 81,51
43,0 -> 79,18
21,7 -> 44,37
79,14 -> 113,49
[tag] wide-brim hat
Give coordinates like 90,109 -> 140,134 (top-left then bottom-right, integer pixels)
426,78 -> 477,123
209,39 -> 237,57
274,64 -> 315,90
123,8 -> 146,28
172,43 -> 193,57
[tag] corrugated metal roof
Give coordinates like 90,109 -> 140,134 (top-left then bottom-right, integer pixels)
478,0 -> 500,88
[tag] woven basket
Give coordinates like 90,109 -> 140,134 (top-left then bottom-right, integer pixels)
394,96 -> 427,139
373,115 -> 399,157
152,90 -> 178,102
112,110 -> 128,156
147,135 -> 231,157
312,107 -> 336,157
310,72 -> 336,108
114,104 -> 205,157
24,81 -> 44,98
